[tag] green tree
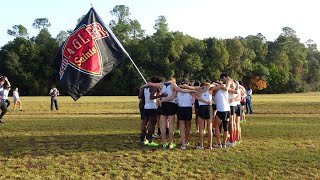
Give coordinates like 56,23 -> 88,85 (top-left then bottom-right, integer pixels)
56,30 -> 70,46
129,19 -> 145,40
225,37 -> 244,79
109,5 -> 132,43
7,24 -> 29,38
32,18 -> 51,31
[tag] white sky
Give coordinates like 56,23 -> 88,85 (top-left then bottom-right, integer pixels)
0,0 -> 319,48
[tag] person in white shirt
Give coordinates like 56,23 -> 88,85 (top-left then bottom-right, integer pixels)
49,85 -> 60,110
13,87 -> 22,111
3,86 -> 11,107
176,79 -> 211,150
0,76 -> 11,123
179,81 -> 226,150
143,77 -> 197,149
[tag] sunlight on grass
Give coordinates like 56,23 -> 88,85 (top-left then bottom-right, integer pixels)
0,93 -> 319,178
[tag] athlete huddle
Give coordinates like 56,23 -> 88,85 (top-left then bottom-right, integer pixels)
139,73 -> 247,150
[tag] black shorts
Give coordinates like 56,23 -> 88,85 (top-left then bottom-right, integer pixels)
177,107 -> 192,121
139,101 -> 145,119
212,104 -> 217,111
160,102 -> 177,116
216,111 -> 230,132
144,109 -> 158,117
236,104 -> 242,116
157,107 -> 161,115
198,105 -> 212,119
230,106 -> 237,115
216,111 -> 230,122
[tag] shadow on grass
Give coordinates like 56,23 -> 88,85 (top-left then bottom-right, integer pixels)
0,133 -> 152,157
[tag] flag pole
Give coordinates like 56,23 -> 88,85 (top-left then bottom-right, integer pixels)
126,55 -> 147,83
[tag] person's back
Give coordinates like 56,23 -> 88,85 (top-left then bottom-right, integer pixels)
13,89 -> 19,101
245,86 -> 253,114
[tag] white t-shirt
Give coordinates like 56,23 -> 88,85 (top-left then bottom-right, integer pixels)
199,90 -> 212,106
177,92 -> 193,107
215,89 -> 230,112
3,89 -> 9,100
144,87 -> 158,110
13,90 -> 19,101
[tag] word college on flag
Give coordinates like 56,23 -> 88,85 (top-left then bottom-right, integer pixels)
57,7 -> 127,101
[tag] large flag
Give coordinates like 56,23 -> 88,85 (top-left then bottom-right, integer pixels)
57,7 -> 127,101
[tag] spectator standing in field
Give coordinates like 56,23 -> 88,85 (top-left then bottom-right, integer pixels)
245,85 -> 253,114
0,76 -> 11,124
13,87 -> 22,111
3,86 -> 11,108
49,85 -> 59,110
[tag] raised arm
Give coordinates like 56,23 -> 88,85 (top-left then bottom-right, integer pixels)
161,90 -> 177,103
178,84 -> 201,91
141,82 -> 163,89
172,83 -> 197,93
191,93 -> 211,105
4,76 -> 11,87
149,87 -> 168,100
138,88 -> 144,99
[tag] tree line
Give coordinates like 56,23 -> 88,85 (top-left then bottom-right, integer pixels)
0,5 -> 319,96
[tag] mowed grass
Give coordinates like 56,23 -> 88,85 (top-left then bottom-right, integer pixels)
0,93 -> 319,179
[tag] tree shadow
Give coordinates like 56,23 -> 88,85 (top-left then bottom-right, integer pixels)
0,133 -> 151,157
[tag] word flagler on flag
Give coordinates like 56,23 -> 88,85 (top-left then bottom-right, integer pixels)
56,7 -> 146,101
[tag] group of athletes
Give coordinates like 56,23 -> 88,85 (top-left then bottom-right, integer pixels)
138,73 -> 247,150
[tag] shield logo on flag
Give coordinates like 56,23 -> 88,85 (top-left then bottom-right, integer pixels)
57,8 -> 128,101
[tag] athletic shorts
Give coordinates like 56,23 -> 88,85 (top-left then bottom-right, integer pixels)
230,106 -> 237,115
212,104 -> 217,111
144,109 -> 158,117
236,104 -> 242,116
157,106 -> 161,115
177,107 -> 192,121
139,101 -> 145,119
160,102 -> 177,116
198,105 -> 212,119
216,111 -> 230,132
216,111 -> 230,122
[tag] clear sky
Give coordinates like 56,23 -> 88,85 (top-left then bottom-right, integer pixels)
1,0 -> 319,48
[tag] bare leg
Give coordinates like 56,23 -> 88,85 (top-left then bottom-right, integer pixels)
179,120 -> 186,146
185,121 -> 191,143
198,117 -> 205,147
168,115 -> 175,145
207,118 -> 213,147
160,115 -> 168,144
235,115 -> 241,142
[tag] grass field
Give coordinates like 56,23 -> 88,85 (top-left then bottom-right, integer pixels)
0,92 -> 319,179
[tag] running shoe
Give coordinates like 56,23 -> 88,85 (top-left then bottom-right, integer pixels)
180,145 -> 187,150
169,143 -> 176,149
163,143 -> 169,148
221,144 -> 226,148
209,147 -> 213,150
148,141 -> 159,147
185,142 -> 190,147
143,139 -> 149,145
214,144 -> 222,148
152,134 -> 161,139
197,146 -> 204,150
226,141 -> 235,147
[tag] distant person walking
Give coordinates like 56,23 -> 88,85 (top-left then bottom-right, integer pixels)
49,85 -> 59,110
13,87 -> 22,111
0,76 -> 11,124
245,85 -> 253,114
